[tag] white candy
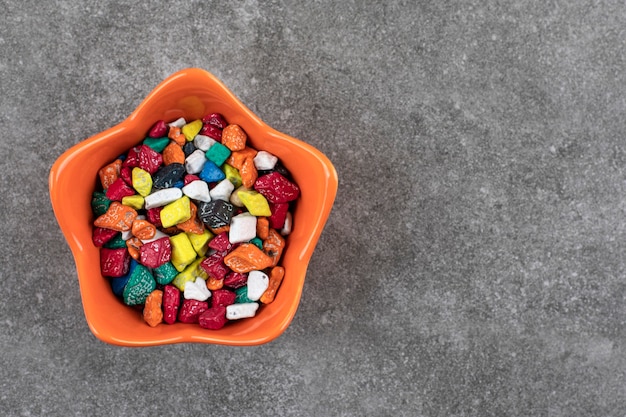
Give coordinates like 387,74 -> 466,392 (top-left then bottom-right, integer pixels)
226,303 -> 259,320
229,213 -> 257,244
193,134 -> 216,151
168,117 -> 186,128
184,277 -> 212,301
209,178 -> 235,201
144,187 -> 183,209
281,212 -> 293,236
253,151 -> 278,170
182,180 -> 211,202
185,149 -> 208,174
246,270 -> 269,301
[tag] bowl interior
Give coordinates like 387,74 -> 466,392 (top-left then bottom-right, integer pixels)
49,68 -> 338,346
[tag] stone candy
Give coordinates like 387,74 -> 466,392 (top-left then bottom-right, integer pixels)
237,190 -> 271,216
281,212 -> 293,236
206,275 -> 224,291
148,120 -> 168,138
122,263 -> 156,306
178,299 -> 209,324
91,191 -> 111,217
223,164 -> 242,188
198,306 -> 227,330
168,125 -> 186,146
256,217 -> 269,240
103,233 -> 126,249
229,212 -> 257,244
263,228 -> 285,267
168,117 -> 186,128
131,219 -> 157,240
185,149 -> 207,174
171,257 -> 207,291
182,180 -> 211,202
224,243 -> 273,273
184,277 -> 212,301
163,284 -> 181,324
198,200 -> 234,229
139,236 -> 172,268
200,123 -> 222,141
182,141 -> 196,158
99,159 -> 122,190
260,266 -> 285,304
205,142 -> 231,166
146,207 -> 163,227
121,195 -> 144,210
144,187 -> 183,210
123,145 -> 162,174
182,119 -> 203,142
152,163 -> 186,189
105,177 -> 136,201
199,160 -> 225,183
153,261 -> 178,285
143,289 -> 163,327
200,252 -> 229,280
131,167 -> 152,197
169,232 -> 197,272
92,227 -> 118,247
208,231 -> 232,252
211,289 -> 236,307
176,201 -> 204,235
187,229 -> 213,256
125,236 -> 143,261
163,141 -> 186,166
226,302 -> 259,320
223,271 -> 248,289
221,124 -> 247,151
254,172 -> 300,203
143,136 -> 170,153
209,178 -> 234,201
193,134 -> 216,152
100,247 -> 130,277
160,196 -> 191,228
240,156 -> 258,189
268,202 -> 289,229
253,151 -> 278,171
246,270 -> 269,301
202,113 -> 228,129
94,202 -> 137,232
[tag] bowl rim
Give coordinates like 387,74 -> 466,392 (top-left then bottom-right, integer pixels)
49,68 -> 338,346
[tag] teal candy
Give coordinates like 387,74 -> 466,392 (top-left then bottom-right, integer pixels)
91,191 -> 111,216
143,136 -> 170,153
122,264 -> 156,306
249,237 -> 263,250
154,262 -> 178,285
103,233 -> 126,249
205,143 -> 231,167
235,286 -> 252,304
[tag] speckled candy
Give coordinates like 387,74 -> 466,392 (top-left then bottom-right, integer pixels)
163,284 -> 181,324
122,263 -> 156,306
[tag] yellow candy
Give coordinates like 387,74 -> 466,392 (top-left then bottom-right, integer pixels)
131,167 -> 152,197
187,229 -> 214,257
121,195 -> 144,210
237,190 -> 272,216
160,196 -> 191,228
169,232 -> 197,272
171,257 -> 207,290
182,119 -> 203,142
223,163 -> 242,188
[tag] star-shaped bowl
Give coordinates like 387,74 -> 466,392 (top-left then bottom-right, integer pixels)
49,68 -> 338,346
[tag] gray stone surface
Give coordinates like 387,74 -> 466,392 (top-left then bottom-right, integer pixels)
1,0 -> 625,415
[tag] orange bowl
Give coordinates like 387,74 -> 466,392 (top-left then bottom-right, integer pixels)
49,68 -> 338,346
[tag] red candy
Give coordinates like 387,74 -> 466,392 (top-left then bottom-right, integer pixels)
100,247 -> 130,277
92,227 -> 118,247
184,174 -> 201,185
202,113 -> 228,129
223,272 -> 248,289
146,207 -> 163,228
200,124 -> 223,141
148,120 -> 168,138
198,306 -> 227,330
254,172 -> 300,203
178,299 -> 209,324
200,252 -> 229,280
268,202 -> 289,229
123,145 -> 163,174
212,289 -> 236,307
105,177 -> 136,201
163,285 -> 181,325
139,237 -> 172,268
208,232 -> 232,252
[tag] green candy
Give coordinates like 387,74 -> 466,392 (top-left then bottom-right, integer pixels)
205,142 -> 231,167
103,233 -> 126,249
122,264 -> 156,306
143,136 -> 170,153
154,262 -> 178,285
235,286 -> 252,304
91,191 -> 111,217
249,237 -> 263,250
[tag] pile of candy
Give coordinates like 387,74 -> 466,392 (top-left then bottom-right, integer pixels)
90,113 -> 299,329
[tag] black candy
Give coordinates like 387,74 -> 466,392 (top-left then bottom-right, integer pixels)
152,163 -> 186,189
198,200 -> 235,229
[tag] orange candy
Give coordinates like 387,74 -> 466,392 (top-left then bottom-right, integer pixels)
224,243 -> 273,273
221,124 -> 247,151
256,217 -> 269,240
98,159 -> 122,190
162,142 -> 185,165
240,156 -> 258,189
226,147 -> 257,170
168,126 -> 186,146
131,219 -> 157,240
143,289 -> 164,327
94,201 -> 138,232
260,266 -> 285,304
126,237 -> 143,261
206,276 -> 224,291
176,202 -> 204,234
263,229 -> 285,267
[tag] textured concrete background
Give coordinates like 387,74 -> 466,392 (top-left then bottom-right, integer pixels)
2,0 -> 625,416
